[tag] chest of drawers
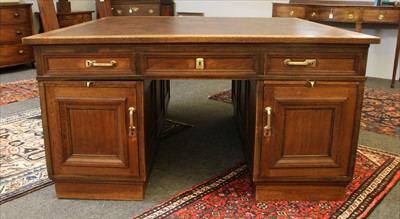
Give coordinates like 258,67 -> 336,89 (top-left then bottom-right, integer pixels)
110,0 -> 174,16
0,3 -> 34,68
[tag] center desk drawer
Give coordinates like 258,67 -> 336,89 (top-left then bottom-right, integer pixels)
42,54 -> 136,76
265,53 -> 361,76
142,53 -> 260,76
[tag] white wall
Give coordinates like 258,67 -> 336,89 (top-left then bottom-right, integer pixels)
23,0 -> 399,79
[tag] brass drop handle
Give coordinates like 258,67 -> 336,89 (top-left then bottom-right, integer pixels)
129,107 -> 136,137
311,12 -> 316,17
84,81 -> 94,87
378,14 -> 384,21
264,107 -> 272,137
85,60 -> 117,67
289,10 -> 294,16
306,81 -> 316,88
284,59 -> 316,67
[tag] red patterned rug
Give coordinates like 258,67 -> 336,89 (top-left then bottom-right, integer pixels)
134,145 -> 399,219
0,79 -> 39,106
208,88 -> 400,137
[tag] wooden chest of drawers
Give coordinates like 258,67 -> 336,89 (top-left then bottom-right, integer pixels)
0,3 -> 34,68
110,0 -> 174,16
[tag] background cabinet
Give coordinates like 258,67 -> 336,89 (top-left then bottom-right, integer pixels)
0,3 -> 34,68
110,0 -> 174,16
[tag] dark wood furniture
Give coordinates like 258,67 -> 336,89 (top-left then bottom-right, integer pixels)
109,0 -> 174,16
272,1 -> 400,87
23,16 -> 379,201
0,3 -> 34,68
57,11 -> 93,28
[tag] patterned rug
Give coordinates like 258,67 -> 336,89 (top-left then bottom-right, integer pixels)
134,145 -> 400,219
0,108 -> 192,204
0,79 -> 39,106
208,88 -> 400,137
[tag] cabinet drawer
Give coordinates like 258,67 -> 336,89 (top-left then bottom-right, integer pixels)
273,5 -> 306,18
308,7 -> 360,22
0,24 -> 32,43
265,53 -> 360,76
112,4 -> 160,16
0,7 -> 30,24
142,52 -> 259,76
0,44 -> 33,67
43,54 -> 136,76
362,8 -> 399,23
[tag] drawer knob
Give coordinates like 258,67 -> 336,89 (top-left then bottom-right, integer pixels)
14,13 -> 20,17
195,58 -> 204,70
311,12 -> 316,17
116,9 -> 123,15
348,13 -> 354,19
85,60 -> 117,67
289,10 -> 294,16
18,50 -> 24,54
264,107 -> 272,137
148,9 -> 154,14
284,59 -> 317,67
378,14 -> 384,21
16,30 -> 22,35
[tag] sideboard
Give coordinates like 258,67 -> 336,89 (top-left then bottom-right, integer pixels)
23,17 -> 379,201
110,0 -> 174,16
272,1 -> 399,87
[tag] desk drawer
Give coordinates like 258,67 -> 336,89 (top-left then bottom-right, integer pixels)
142,52 -> 259,76
43,54 -> 136,76
362,8 -> 399,23
265,53 -> 360,76
273,5 -> 307,18
308,7 -> 360,22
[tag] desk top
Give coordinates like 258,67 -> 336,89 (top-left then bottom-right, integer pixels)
23,17 -> 380,45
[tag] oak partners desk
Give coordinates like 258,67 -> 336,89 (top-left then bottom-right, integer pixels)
23,17 -> 380,201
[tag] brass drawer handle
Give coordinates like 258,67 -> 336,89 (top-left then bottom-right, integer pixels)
14,13 -> 20,17
264,107 -> 272,137
85,60 -> 117,67
18,50 -> 24,54
289,10 -> 295,16
284,59 -> 317,67
148,9 -> 154,14
306,81 -> 316,88
128,107 -> 136,137
378,14 -> 384,21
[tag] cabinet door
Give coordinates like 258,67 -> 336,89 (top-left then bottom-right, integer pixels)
45,81 -> 141,178
258,81 -> 358,180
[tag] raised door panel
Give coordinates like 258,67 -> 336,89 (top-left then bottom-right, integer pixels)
258,82 -> 358,179
45,81 -> 140,178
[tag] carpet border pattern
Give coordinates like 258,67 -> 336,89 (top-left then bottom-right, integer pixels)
134,145 -> 399,219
